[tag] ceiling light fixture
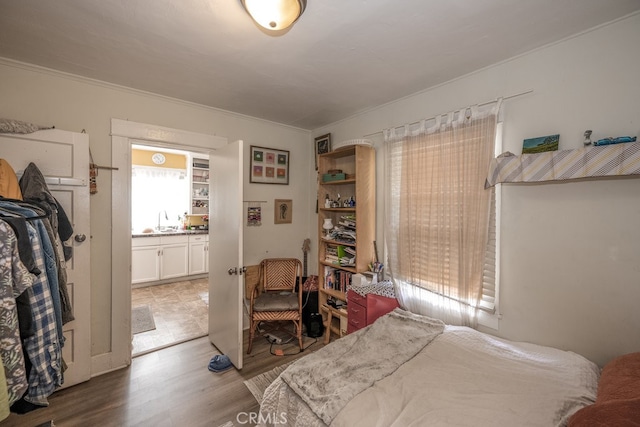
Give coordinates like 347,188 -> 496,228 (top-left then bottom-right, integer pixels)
241,0 -> 306,31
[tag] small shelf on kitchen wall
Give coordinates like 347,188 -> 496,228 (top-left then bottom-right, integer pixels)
191,155 -> 209,214
485,142 -> 640,188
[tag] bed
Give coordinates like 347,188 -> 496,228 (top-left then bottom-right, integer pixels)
257,308 -> 602,426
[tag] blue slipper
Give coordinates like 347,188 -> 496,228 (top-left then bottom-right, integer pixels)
208,354 -> 233,372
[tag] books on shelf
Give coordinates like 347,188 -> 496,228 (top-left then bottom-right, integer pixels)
323,215 -> 357,244
338,214 -> 356,229
323,266 -> 352,293
324,244 -> 356,266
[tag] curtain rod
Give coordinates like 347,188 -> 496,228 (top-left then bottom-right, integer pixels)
363,89 -> 533,138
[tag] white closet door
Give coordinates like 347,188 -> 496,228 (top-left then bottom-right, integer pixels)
1,129 -> 92,388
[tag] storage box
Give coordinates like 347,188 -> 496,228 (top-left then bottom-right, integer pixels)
322,173 -> 346,182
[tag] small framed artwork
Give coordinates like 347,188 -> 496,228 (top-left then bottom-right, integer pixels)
250,145 -> 290,185
274,199 -> 293,224
314,133 -> 331,170
522,134 -> 559,154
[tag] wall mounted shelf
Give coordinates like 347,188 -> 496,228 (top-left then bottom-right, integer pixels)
486,142 -> 640,187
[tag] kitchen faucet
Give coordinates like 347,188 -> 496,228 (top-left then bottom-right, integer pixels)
157,210 -> 168,230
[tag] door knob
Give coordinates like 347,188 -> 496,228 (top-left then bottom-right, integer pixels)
74,234 -> 87,243
228,267 -> 238,275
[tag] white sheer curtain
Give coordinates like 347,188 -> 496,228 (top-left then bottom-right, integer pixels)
384,102 -> 500,327
131,166 -> 189,232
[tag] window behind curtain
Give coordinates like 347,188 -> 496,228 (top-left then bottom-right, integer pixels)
131,166 -> 189,232
384,103 -> 499,326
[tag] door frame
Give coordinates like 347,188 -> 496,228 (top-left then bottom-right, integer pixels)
103,119 -> 227,372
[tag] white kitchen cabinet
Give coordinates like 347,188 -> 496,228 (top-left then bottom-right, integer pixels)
188,234 -> 209,275
131,235 -> 190,284
160,235 -> 189,279
132,236 -> 161,284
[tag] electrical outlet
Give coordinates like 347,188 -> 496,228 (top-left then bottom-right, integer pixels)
265,333 -> 282,344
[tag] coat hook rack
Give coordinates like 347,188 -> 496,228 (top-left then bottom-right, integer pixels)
89,148 -> 119,171
91,164 -> 119,171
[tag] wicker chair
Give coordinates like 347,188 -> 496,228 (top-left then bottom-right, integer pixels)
247,258 -> 303,354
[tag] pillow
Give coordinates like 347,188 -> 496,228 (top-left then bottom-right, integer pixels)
569,352 -> 640,426
569,399 -> 640,426
597,352 -> 640,403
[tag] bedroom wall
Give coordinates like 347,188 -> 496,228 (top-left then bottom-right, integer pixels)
0,60 -> 314,362
311,13 -> 640,367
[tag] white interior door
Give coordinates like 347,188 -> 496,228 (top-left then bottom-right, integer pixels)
209,140 -> 244,369
0,129 -> 91,388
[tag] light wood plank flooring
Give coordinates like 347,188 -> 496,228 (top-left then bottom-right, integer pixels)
3,328 -> 324,426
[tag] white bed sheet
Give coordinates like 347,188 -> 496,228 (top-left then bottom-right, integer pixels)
260,324 -> 599,427
334,326 -> 599,426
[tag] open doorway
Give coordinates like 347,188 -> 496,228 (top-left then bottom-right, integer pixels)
130,143 -> 210,356
111,119 -> 241,371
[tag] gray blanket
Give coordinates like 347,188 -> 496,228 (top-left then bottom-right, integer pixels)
280,308 -> 445,424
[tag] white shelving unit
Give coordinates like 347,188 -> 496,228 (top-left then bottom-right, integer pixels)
191,155 -> 209,215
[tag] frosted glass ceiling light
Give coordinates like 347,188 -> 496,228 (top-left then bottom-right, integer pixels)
241,0 -> 306,31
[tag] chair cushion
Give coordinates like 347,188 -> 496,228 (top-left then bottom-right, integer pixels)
253,293 -> 299,312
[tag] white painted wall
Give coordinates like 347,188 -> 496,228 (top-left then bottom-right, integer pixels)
0,60 -> 313,365
312,14 -> 640,367
1,12 -> 638,371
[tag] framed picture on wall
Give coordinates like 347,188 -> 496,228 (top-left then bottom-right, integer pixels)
314,133 -> 331,170
250,145 -> 290,185
274,199 -> 293,224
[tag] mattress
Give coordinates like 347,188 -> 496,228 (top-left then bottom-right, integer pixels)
259,314 -> 599,427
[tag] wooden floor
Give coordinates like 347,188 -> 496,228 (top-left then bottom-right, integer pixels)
3,327 -> 324,427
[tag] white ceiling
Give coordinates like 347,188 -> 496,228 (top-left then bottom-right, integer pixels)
1,1 -> 639,130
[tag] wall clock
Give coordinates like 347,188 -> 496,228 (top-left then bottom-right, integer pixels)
151,153 -> 166,165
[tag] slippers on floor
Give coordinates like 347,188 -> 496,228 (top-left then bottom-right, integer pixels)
208,354 -> 233,373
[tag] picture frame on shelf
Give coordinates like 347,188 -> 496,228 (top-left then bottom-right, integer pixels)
250,145 -> 290,185
314,133 -> 331,170
522,134 -> 559,154
274,199 -> 293,224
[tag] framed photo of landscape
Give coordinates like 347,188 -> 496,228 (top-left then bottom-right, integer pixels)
522,134 -> 560,154
250,145 -> 290,185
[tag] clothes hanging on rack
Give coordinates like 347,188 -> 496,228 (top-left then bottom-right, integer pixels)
0,159 -> 75,414
0,202 -> 63,410
18,162 -> 74,324
20,162 -> 74,262
0,213 -> 39,275
0,221 -> 33,412
0,159 -> 23,201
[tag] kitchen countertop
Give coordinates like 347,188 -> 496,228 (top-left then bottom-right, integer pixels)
132,229 -> 208,238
